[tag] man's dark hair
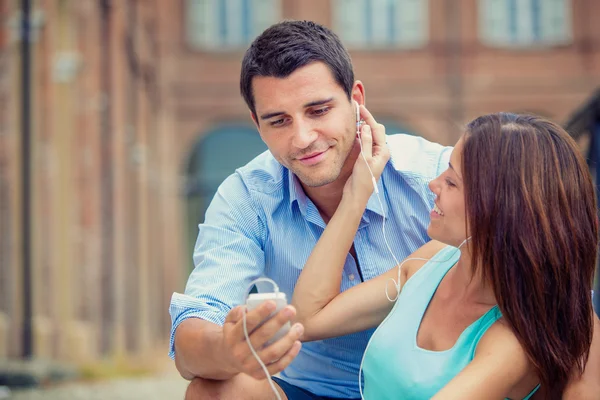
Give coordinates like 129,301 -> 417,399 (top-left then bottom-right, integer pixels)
240,20 -> 354,119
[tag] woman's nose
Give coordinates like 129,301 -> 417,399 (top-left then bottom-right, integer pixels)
428,176 -> 440,194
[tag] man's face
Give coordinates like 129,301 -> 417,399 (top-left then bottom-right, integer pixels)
251,62 -> 360,187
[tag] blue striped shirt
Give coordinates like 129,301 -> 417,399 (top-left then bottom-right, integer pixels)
169,134 -> 452,398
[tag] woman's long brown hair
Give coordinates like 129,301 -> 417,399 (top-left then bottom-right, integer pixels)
462,113 -> 597,395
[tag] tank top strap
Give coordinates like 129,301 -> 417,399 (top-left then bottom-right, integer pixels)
401,245 -> 462,295
521,384 -> 541,400
467,305 -> 502,348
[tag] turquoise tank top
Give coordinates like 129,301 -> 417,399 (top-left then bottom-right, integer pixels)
361,246 -> 539,399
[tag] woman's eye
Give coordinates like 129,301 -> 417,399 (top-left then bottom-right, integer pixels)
445,178 -> 456,187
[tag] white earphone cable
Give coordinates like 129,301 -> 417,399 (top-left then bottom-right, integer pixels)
242,278 -> 283,400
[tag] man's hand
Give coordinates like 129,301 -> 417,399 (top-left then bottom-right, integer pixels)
222,302 -> 303,380
343,104 -> 391,204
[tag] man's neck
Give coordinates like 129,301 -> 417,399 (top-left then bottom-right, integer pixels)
302,179 -> 345,223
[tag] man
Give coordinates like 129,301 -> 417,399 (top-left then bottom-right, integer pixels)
171,20 -> 600,400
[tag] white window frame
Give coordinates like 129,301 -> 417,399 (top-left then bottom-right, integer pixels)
479,0 -> 572,48
333,0 -> 429,50
185,0 -> 281,50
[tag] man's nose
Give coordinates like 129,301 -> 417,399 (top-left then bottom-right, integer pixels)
291,120 -> 318,149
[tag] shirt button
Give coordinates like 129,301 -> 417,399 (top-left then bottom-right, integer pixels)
349,274 -> 355,281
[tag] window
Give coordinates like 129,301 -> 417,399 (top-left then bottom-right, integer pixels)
185,0 -> 280,50
479,0 -> 572,47
333,0 -> 429,49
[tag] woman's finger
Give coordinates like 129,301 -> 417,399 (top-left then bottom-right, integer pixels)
360,124 -> 373,160
359,105 -> 386,149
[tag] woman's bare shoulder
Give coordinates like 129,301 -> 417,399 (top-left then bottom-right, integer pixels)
402,240 -> 449,281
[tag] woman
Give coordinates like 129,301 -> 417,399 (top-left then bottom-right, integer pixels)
291,111 -> 598,399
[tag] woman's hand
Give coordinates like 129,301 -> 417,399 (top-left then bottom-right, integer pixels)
343,105 -> 390,205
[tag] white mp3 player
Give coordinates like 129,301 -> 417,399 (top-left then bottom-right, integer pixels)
246,291 -> 291,346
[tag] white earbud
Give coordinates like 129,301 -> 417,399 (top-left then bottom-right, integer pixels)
354,100 -> 363,135
353,100 -> 378,194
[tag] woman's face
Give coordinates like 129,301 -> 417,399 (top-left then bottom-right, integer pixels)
427,138 -> 469,247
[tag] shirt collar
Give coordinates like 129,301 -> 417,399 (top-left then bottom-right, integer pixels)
364,177 -> 388,220
287,169 -> 389,220
288,171 -> 309,215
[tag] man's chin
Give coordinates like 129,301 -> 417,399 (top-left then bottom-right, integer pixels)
302,179 -> 335,188
295,171 -> 339,188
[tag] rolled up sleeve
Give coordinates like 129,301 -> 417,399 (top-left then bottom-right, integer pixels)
169,173 -> 266,358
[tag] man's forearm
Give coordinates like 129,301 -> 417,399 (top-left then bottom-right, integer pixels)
174,318 -> 239,380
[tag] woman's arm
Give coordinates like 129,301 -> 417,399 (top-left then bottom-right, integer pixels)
291,107 -> 392,341
292,239 -> 444,342
432,321 -> 539,400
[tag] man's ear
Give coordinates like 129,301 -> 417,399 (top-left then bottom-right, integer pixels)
351,80 -> 366,107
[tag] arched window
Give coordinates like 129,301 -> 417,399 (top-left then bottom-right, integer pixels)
479,0 -> 572,48
333,0 -> 429,50
185,0 -> 281,50
183,124 -> 267,269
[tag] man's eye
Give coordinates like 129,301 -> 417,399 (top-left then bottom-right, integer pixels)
312,107 -> 330,116
270,118 -> 285,127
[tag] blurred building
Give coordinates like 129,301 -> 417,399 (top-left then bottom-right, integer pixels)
0,0 -> 184,364
1,0 -> 600,366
